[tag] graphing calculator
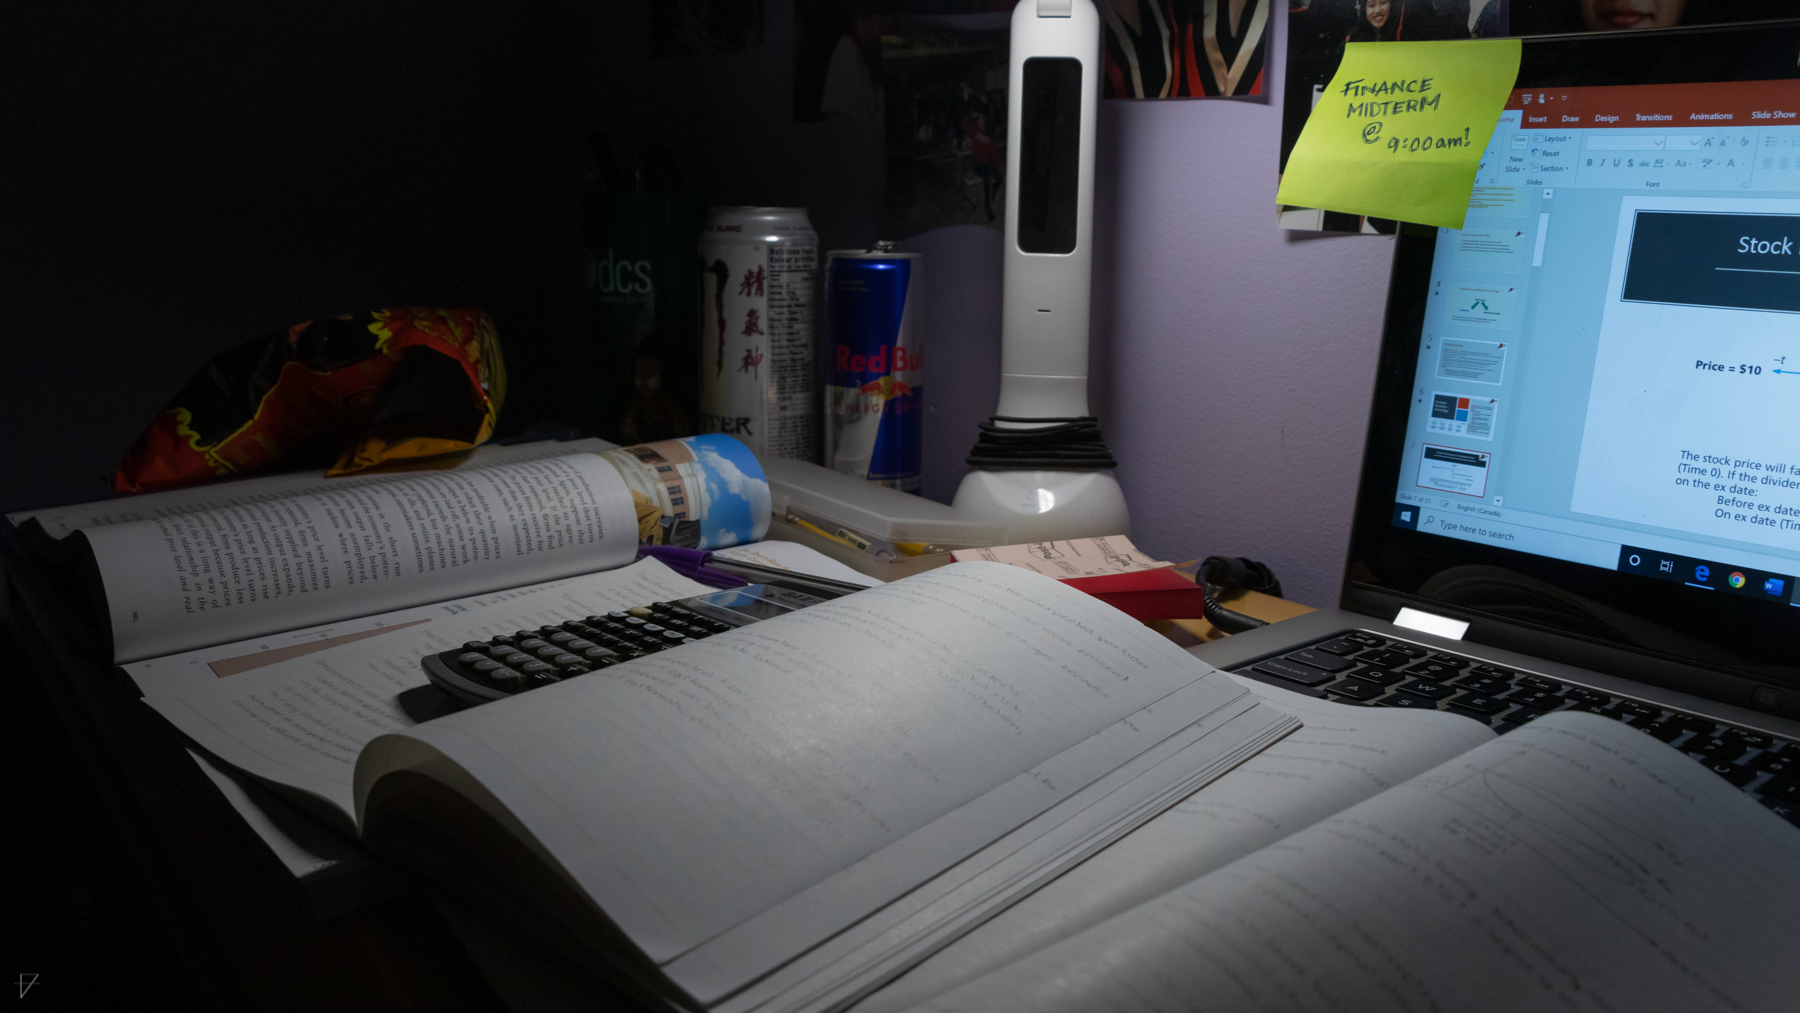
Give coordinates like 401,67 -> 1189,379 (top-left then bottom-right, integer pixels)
420,566 -> 862,708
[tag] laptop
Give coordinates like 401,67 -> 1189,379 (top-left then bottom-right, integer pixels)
1192,20 -> 1800,827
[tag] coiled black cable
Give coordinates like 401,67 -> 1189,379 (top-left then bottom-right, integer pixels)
964,416 -> 1118,469
1198,555 -> 1283,634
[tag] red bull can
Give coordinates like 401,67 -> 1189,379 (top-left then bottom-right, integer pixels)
823,243 -> 923,492
697,207 -> 818,460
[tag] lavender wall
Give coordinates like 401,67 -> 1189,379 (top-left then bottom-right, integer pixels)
911,11 -> 1397,608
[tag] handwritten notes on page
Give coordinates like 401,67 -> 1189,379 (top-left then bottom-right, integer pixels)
858,680 -> 1493,1013
1276,40 -> 1521,229
914,712 -> 1800,1013
951,536 -> 1171,579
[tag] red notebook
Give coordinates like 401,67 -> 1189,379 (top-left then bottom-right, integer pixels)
1059,568 -> 1208,621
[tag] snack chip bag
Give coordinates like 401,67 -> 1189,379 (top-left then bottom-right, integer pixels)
115,308 -> 505,494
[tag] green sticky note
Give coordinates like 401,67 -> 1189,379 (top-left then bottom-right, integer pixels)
1276,40 -> 1521,230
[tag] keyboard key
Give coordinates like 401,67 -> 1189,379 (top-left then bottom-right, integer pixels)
462,641 -> 489,652
1722,728 -> 1775,751
1611,700 -> 1658,721
1452,673 -> 1511,695
1314,637 -> 1364,656
1343,632 -> 1385,647
1688,736 -> 1747,761
1638,721 -> 1683,743
517,638 -> 548,651
470,659 -> 501,673
1240,668 -> 1329,698
1515,675 -> 1560,692
1446,692 -> 1508,716
1385,694 -> 1437,710
1286,649 -> 1355,673
1704,761 -> 1758,787
520,661 -> 554,675
1505,687 -> 1563,711
1253,660 -> 1337,687
1386,643 -> 1427,659
1469,664 -> 1515,679
1326,677 -> 1387,702
1762,798 -> 1800,827
1428,653 -> 1465,666
1358,650 -> 1417,669
550,653 -> 585,668
1759,777 -> 1800,803
1507,706 -> 1549,724
500,652 -> 531,667
1669,713 -> 1717,736
1350,666 -> 1405,686
457,651 -> 486,665
1560,687 -> 1609,707
1752,752 -> 1799,777
1403,661 -> 1461,680
1394,679 -> 1456,702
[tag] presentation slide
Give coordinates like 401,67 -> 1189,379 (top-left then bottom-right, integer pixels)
1443,283 -> 1516,328
1571,197 -> 1800,553
1435,338 -> 1507,385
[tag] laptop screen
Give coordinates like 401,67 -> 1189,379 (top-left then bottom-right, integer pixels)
1347,25 -> 1800,693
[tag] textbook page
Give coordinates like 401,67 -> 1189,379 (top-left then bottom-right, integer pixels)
94,452 -> 640,662
146,558 -> 713,821
855,680 -> 1493,1013
358,563 -> 1270,976
8,437 -> 616,537
127,538 -> 877,697
914,712 -> 1800,1013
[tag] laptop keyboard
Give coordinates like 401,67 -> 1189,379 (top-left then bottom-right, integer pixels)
1231,630 -> 1800,828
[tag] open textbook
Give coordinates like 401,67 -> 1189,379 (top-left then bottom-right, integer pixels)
10,434 -> 771,663
147,562 -> 1299,1012
885,706 -> 1800,1013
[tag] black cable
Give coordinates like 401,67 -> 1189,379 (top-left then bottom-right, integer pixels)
1202,589 -> 1268,634
1197,555 -> 1282,634
964,416 -> 1118,469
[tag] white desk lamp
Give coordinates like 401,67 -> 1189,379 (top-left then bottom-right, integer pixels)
952,0 -> 1131,542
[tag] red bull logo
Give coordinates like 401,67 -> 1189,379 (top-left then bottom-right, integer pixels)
835,343 -> 923,377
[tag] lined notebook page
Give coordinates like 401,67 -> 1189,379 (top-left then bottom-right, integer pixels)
913,711 -> 1800,1013
370,563 -> 1257,968
856,680 -> 1494,1013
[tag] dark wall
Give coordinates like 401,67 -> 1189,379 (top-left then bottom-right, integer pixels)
0,1 -> 884,514
1,4 -> 553,509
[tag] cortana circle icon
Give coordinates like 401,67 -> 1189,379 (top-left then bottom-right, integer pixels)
1628,554 -> 1641,567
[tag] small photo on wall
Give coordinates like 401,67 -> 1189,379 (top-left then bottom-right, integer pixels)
1100,0 -> 1272,99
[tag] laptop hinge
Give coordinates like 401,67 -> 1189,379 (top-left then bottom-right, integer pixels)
1393,607 -> 1470,641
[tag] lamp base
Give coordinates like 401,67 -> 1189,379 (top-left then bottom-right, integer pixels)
952,468 -> 1130,543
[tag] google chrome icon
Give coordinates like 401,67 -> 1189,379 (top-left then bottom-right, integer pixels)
1728,571 -> 1748,589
